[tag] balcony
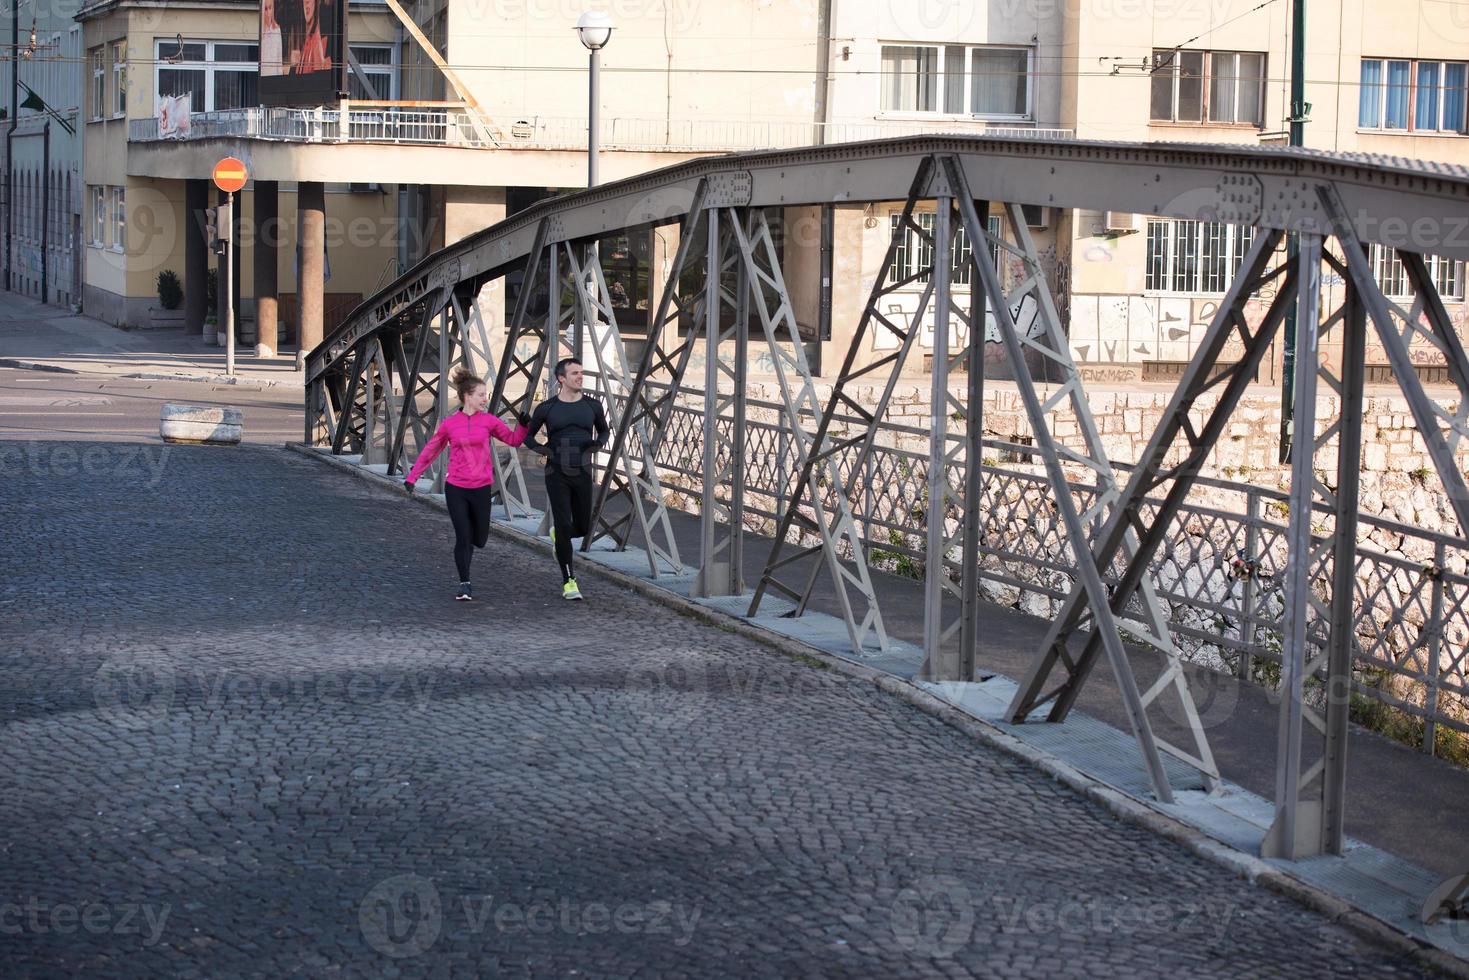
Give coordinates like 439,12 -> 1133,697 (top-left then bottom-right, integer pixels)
128,107 -> 1074,153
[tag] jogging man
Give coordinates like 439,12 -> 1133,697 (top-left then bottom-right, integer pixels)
524,357 -> 609,600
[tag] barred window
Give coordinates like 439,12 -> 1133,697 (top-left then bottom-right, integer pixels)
1370,245 -> 1464,300
889,213 -> 1000,286
1145,219 -> 1257,293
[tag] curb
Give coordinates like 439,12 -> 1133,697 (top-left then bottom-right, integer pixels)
288,441 -> 1468,978
0,357 -> 301,389
0,357 -> 76,374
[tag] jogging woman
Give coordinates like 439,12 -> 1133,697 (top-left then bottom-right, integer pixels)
404,366 -> 530,600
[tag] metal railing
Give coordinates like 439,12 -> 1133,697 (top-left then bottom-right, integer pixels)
583,376 -> 1468,756
129,109 -> 1074,152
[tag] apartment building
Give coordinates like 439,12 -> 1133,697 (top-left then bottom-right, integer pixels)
59,0 -> 1469,380
6,0 -> 85,309
1060,0 -> 1469,382
72,0 -> 833,354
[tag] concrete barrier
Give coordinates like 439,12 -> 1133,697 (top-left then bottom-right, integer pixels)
159,403 -> 243,445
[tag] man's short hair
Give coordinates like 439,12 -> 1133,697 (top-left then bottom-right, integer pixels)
554,357 -> 582,379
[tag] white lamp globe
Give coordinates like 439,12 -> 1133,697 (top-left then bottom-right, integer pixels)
576,11 -> 613,51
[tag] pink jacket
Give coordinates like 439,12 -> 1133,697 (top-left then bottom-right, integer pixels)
405,411 -> 528,490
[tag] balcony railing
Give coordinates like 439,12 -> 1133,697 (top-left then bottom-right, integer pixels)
128,108 -> 1074,152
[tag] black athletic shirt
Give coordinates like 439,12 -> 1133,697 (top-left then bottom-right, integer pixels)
526,395 -> 609,474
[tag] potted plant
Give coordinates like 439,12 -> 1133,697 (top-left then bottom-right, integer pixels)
149,269 -> 187,329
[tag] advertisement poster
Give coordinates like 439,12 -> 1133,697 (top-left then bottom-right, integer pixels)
260,0 -> 346,106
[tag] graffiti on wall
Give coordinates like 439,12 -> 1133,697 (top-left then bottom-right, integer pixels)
870,293 -> 1043,352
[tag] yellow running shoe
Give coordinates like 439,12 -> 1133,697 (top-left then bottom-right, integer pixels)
562,577 -> 583,601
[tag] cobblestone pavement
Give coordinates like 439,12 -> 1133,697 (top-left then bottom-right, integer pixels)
0,441 -> 1441,978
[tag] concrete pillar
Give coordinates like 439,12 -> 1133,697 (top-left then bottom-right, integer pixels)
254,180 -> 279,357
651,222 -> 679,357
829,205 -> 870,375
297,181 -> 325,370
184,179 -> 208,337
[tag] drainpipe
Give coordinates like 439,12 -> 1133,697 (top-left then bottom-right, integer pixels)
813,0 -> 833,145
39,118 -> 47,304
6,0 -> 18,291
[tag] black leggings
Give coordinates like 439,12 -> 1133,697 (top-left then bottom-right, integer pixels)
445,482 -> 494,581
545,466 -> 593,581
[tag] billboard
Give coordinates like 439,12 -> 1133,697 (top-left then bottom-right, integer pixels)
260,0 -> 347,106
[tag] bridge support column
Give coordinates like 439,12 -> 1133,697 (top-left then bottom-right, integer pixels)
254,180 -> 279,357
185,179 -> 208,339
297,182 -> 325,370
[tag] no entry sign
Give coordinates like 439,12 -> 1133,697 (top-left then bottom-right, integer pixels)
212,157 -> 248,193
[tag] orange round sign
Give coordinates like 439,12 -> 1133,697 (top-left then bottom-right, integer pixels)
212,157 -> 248,193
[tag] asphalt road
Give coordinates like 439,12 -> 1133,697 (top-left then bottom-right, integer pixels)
0,366 -> 1445,977
0,366 -> 302,445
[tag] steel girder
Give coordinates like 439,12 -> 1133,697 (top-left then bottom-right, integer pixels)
1265,185 -> 1469,857
729,206 -> 890,655
443,285 -> 534,518
489,218 -> 556,424
300,137 -> 1469,860
561,241 -> 683,576
387,294 -> 452,488
308,137 -> 1469,387
588,182 -> 714,559
750,160 -> 938,640
692,207 -> 751,597
993,206 -> 1292,800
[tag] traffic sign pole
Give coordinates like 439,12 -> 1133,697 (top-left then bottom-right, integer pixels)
211,156 -> 248,376
225,191 -> 235,377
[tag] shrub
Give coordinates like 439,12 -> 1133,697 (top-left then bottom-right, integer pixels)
156,270 -> 183,310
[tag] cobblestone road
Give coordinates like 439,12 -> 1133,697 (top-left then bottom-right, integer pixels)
0,441 -> 1440,978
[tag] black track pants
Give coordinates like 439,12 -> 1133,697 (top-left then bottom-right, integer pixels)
445,482 -> 494,581
545,466 -> 593,582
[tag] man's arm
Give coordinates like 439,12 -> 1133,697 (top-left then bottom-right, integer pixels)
522,401 -> 551,455
588,397 -> 610,450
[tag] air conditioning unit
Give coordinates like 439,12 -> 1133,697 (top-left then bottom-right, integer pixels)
1104,210 -> 1142,234
1021,204 -> 1051,229
349,182 -> 382,194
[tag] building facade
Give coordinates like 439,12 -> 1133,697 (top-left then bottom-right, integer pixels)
54,0 -> 1469,381
6,0 -> 85,309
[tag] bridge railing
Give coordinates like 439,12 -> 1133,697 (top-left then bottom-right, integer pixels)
585,375 -> 1469,756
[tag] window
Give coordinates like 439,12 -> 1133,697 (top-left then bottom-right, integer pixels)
110,187 -> 125,252
1371,245 -> 1464,300
348,45 -> 397,100
112,41 -> 126,115
154,40 -> 259,114
90,186 -> 105,246
90,47 -> 104,120
879,44 -> 1030,118
889,212 -> 1002,286
1360,58 -> 1468,132
1151,49 -> 1263,125
1145,220 -> 1257,293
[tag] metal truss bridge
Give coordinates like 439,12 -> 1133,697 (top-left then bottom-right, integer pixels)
302,136 -> 1469,898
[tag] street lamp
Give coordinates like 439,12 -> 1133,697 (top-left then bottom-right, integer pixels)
575,11 -> 612,188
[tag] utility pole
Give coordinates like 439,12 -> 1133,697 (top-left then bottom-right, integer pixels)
1279,0 -> 1308,462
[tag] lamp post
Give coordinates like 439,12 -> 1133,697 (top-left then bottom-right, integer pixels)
575,11 -> 612,189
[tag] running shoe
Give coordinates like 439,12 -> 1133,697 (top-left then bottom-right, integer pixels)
562,578 -> 583,601
456,581 -> 473,601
